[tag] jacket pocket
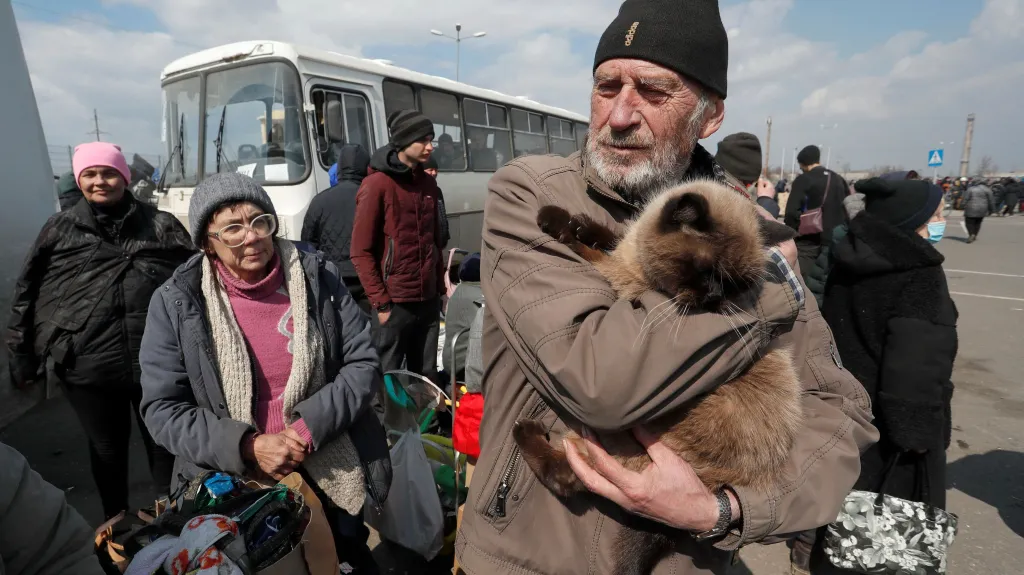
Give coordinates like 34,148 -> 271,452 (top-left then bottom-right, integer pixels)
481,396 -> 549,529
382,237 -> 394,283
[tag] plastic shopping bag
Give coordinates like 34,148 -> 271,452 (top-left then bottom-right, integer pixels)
365,429 -> 445,560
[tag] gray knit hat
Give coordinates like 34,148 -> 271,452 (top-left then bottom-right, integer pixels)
188,172 -> 277,246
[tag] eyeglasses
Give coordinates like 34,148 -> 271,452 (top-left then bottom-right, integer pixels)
207,213 -> 277,248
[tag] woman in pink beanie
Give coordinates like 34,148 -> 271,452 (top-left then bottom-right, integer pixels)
6,141 -> 194,523
72,142 -> 133,206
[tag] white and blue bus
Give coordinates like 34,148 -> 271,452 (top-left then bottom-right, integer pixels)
157,40 -> 589,251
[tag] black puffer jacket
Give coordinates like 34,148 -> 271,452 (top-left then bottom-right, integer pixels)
302,144 -> 371,295
6,194 -> 194,388
823,212 -> 957,508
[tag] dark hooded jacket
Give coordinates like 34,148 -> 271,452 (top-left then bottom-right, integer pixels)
5,193 -> 194,388
786,167 -> 849,308
302,144 -> 371,294
350,145 -> 445,309
822,212 -> 956,508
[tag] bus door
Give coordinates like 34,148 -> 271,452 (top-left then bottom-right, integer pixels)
305,80 -> 378,192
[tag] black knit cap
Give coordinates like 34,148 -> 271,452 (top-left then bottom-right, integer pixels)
593,0 -> 728,99
856,178 -> 944,233
797,145 -> 820,166
715,132 -> 762,184
387,109 -> 435,150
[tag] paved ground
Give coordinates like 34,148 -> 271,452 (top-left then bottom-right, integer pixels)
2,212 -> 1022,574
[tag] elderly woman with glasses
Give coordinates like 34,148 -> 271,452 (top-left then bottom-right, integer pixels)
139,173 -> 390,572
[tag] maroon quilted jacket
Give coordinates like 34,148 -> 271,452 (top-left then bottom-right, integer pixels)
350,145 -> 444,309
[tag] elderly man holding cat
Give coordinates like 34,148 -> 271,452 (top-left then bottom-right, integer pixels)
454,1 -> 877,574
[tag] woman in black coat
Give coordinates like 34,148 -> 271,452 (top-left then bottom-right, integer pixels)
816,177 -> 957,571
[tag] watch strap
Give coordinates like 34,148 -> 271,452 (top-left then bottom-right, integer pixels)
694,489 -> 732,542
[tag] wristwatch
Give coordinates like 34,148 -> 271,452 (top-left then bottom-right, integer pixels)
375,302 -> 391,312
694,489 -> 734,542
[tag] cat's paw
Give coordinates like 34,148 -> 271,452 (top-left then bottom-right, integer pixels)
569,214 -> 617,250
512,419 -> 548,447
537,205 -> 573,241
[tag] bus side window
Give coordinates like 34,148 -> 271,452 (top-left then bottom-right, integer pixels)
575,122 -> 588,151
464,98 -> 512,172
383,80 -> 416,117
512,109 -> 548,158
548,117 -> 577,157
420,88 -> 466,171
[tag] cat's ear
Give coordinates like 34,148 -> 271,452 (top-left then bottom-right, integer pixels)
759,217 -> 797,246
661,192 -> 711,233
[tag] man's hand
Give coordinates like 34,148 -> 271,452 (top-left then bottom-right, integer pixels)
756,178 -> 775,199
564,426 -> 740,532
242,432 -> 307,480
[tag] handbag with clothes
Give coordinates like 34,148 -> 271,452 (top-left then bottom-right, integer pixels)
823,453 -> 958,574
798,169 -> 833,236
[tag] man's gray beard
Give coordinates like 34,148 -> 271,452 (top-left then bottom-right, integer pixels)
585,115 -> 704,203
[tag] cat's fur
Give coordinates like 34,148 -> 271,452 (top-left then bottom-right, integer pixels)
512,179 -> 803,575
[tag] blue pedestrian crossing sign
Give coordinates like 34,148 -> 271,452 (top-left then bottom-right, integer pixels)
928,149 -> 944,167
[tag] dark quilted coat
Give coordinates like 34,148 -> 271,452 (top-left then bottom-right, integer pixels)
350,145 -> 445,309
302,144 -> 371,294
5,194 -> 194,388
823,212 -> 957,508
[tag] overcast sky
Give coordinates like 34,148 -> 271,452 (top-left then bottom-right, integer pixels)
13,0 -> 1024,176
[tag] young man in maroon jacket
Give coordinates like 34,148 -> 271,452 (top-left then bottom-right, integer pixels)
351,109 -> 446,389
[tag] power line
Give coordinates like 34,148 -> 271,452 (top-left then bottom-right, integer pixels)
10,0 -> 206,50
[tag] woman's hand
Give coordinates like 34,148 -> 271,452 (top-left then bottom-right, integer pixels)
242,432 -> 307,480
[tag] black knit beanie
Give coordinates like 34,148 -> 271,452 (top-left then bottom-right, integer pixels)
593,0 -> 728,99
387,109 -> 435,150
715,133 -> 762,184
856,178 -> 944,233
797,145 -> 820,166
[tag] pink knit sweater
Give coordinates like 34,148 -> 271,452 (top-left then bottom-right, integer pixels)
216,255 -> 314,448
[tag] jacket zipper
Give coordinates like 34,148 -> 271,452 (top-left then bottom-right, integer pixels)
489,400 -> 547,518
382,237 -> 394,283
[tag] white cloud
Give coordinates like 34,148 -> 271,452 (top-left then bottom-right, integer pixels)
14,0 -> 1024,174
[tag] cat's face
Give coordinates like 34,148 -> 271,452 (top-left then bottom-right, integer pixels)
625,180 -> 795,311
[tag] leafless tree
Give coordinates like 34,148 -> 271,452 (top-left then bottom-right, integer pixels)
976,155 -> 998,176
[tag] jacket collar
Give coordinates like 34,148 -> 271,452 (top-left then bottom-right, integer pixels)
833,211 -> 945,275
580,142 -> 726,211
66,192 -> 139,235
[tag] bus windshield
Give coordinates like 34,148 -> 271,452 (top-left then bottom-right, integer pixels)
163,61 -> 309,187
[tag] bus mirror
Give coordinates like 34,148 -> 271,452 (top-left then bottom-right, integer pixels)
325,100 -> 344,143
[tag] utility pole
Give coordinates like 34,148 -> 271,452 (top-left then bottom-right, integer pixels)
764,116 -> 772,177
66,145 -> 74,171
88,108 -> 108,141
780,147 -> 786,182
959,113 -> 975,179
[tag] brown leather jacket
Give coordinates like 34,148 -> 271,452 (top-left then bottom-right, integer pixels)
455,149 -> 878,575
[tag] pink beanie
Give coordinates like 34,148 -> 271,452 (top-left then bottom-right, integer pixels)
73,142 -> 132,186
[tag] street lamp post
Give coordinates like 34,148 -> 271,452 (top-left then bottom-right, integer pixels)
820,123 -> 838,170
430,24 -> 487,82
935,140 -> 955,180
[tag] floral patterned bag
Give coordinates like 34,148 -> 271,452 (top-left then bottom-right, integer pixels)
823,454 -> 958,574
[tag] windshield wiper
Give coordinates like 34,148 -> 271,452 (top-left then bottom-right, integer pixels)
214,105 -> 229,173
157,113 -> 185,196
